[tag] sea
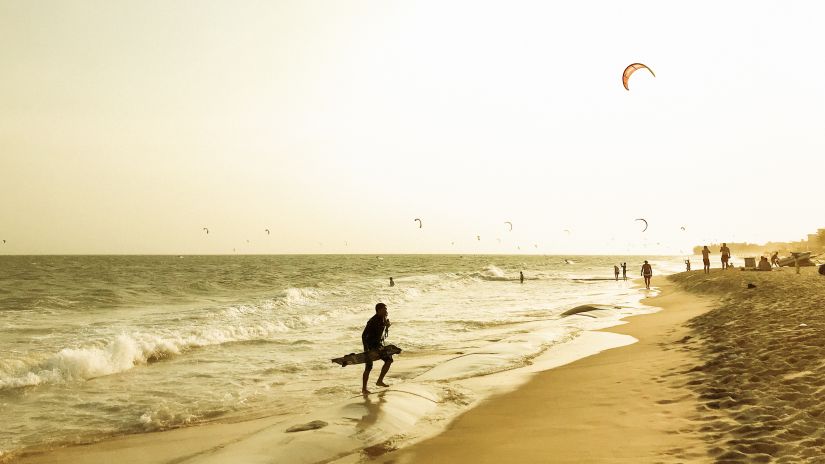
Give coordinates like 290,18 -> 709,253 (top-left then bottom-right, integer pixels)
0,254 -> 685,461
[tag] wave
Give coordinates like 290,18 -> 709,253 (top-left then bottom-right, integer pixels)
0,320 -> 293,390
467,265 -> 515,281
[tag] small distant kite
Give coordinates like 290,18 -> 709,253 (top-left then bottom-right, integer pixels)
680,226 -> 686,231
414,218 -> 422,229
504,221 -> 513,232
635,218 -> 649,232
265,229 -> 270,235
476,235 -> 481,241
202,228 -> 209,235
622,63 -> 655,90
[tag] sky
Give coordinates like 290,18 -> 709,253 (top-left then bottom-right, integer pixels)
2,0 -> 824,255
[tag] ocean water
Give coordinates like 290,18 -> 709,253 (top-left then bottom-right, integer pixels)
0,255 -> 683,459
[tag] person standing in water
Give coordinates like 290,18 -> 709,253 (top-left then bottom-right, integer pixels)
362,303 -> 393,394
641,260 -> 653,289
614,265 -> 620,281
685,259 -> 691,271
389,277 -> 395,287
702,246 -> 711,273
621,262 -> 627,281
519,271 -> 524,284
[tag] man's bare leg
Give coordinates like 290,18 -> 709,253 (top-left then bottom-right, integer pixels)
376,361 -> 392,387
362,366 -> 372,394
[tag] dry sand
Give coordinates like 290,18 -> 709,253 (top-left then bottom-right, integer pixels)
376,279 -> 714,464
669,267 -> 825,463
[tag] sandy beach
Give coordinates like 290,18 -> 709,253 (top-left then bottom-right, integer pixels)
380,267 -> 825,463
376,278 -> 714,464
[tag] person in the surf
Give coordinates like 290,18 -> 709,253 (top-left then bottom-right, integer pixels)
520,271 -> 524,284
389,277 -> 395,287
641,260 -> 653,289
621,262 -> 627,281
613,265 -> 620,281
362,303 -> 393,394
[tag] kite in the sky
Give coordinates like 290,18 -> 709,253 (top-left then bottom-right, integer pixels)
622,63 -> 655,90
203,228 -> 209,235
635,218 -> 649,232
477,235 -> 481,241
414,218 -> 422,228
680,226 -> 686,231
265,229 -> 270,235
504,221 -> 513,232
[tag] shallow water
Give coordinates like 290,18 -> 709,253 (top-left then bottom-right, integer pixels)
0,254 -> 682,457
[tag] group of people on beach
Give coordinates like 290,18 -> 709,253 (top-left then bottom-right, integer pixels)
696,243 -> 732,273
612,261 -> 653,289
612,262 -> 627,281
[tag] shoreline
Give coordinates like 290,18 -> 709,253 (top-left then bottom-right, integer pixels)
7,278 -> 663,464
376,277 -> 714,463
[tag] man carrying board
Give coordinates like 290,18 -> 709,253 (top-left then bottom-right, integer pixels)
362,303 -> 393,394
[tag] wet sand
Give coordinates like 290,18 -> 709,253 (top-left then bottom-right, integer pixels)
375,278 -> 714,464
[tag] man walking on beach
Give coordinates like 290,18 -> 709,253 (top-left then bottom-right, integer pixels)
614,265 -> 620,281
720,243 -> 731,270
641,260 -> 653,289
621,262 -> 627,281
362,303 -> 393,395
519,271 -> 524,284
702,246 -> 711,273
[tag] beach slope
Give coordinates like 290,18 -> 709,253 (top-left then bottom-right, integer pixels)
377,280 -> 713,463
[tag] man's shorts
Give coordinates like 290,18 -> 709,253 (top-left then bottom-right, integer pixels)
703,259 -> 710,265
364,345 -> 393,369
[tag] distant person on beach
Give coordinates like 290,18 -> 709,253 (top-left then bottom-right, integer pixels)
702,246 -> 711,273
685,259 -> 691,272
362,303 -> 393,394
614,265 -> 620,281
771,252 -> 780,268
621,262 -> 627,281
641,261 -> 653,289
720,243 -> 731,269
520,271 -> 524,284
389,277 -> 395,287
758,256 -> 772,271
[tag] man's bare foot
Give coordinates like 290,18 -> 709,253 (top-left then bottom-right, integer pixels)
376,381 -> 389,387
362,389 -> 371,395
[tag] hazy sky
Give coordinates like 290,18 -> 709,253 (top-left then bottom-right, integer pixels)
2,0 -> 823,255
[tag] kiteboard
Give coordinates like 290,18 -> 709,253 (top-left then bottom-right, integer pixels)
331,345 -> 402,367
